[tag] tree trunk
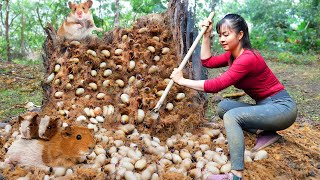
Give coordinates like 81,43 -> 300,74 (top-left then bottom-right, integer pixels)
5,0 -> 11,62
20,2 -> 26,57
114,0 -> 120,28
98,0 -> 104,29
193,0 -> 218,80
0,3 -> 2,37
167,0 -> 208,100
0,2 -> 2,61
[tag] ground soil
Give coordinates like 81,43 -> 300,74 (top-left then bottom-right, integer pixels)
0,57 -> 319,179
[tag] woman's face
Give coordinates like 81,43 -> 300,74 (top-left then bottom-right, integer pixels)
218,24 -> 243,52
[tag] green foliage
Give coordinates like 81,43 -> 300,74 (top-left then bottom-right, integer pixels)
0,88 -> 42,120
130,0 -> 166,14
0,0 -> 319,65
261,50 -> 319,65
195,0 -> 320,55
12,58 -> 42,66
278,52 -> 295,64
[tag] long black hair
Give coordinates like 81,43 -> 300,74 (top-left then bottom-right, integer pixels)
216,14 -> 254,62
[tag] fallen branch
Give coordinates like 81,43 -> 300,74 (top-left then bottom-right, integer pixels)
222,91 -> 246,99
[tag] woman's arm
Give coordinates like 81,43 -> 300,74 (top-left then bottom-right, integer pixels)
200,19 -> 213,60
178,78 -> 205,91
170,68 -> 205,91
171,52 -> 255,93
199,19 -> 229,68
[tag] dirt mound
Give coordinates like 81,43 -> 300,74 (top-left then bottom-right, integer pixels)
39,13 -> 206,138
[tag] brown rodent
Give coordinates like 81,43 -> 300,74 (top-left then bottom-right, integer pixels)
57,0 -> 103,40
18,111 -> 39,139
18,112 -> 60,140
42,125 -> 95,167
5,126 -> 95,168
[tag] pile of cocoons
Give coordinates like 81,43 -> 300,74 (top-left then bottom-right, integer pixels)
0,14 -> 269,179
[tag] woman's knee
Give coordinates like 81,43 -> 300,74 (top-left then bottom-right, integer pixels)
279,105 -> 298,130
217,100 -> 229,118
223,110 -> 238,127
217,99 -> 250,119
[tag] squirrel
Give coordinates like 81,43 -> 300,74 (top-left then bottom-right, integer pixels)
57,0 -> 103,40
18,112 -> 60,140
5,126 -> 95,168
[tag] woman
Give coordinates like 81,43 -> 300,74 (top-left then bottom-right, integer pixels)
170,14 -> 297,180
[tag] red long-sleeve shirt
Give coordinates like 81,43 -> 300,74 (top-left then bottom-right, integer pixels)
201,49 -> 284,102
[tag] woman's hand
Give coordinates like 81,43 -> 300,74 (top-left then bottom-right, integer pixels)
170,68 -> 184,85
170,68 -> 205,91
199,19 -> 213,38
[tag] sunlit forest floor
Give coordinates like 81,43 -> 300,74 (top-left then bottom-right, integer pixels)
0,55 -> 319,179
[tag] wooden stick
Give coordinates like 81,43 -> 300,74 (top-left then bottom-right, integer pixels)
152,12 -> 215,113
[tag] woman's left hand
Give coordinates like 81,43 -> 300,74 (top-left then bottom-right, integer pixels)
170,68 -> 184,85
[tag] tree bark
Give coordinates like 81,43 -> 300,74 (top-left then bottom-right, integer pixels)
0,3 -> 2,36
167,0 -> 208,100
114,0 -> 120,28
5,0 -> 11,62
20,2 -> 26,57
193,0 -> 218,81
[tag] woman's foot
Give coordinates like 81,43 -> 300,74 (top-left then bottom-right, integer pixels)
206,172 -> 242,180
252,131 -> 282,152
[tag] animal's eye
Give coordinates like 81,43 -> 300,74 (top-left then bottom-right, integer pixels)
76,135 -> 82,140
82,7 -> 85,10
74,8 -> 76,11
47,126 -> 51,129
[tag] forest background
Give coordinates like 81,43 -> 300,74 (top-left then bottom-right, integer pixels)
1,0 -> 319,63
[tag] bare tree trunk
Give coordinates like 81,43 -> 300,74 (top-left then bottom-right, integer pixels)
192,0 -> 218,82
20,3 -> 26,57
0,3 -> 3,36
167,0 -> 209,100
98,0 -> 104,29
36,5 -> 45,30
5,0 -> 11,62
114,0 -> 120,28
0,3 -> 3,61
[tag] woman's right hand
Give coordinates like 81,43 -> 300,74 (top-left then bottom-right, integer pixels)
200,19 -> 213,59
199,19 -> 213,37
170,68 -> 184,85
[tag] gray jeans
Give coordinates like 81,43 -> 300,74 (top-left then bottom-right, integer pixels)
217,90 -> 297,170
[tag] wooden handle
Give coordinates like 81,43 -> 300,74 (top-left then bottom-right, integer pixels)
152,12 -> 215,112
177,12 -> 215,71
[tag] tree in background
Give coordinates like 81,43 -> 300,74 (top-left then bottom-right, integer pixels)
2,0 -> 21,62
294,0 -> 320,51
216,0 -> 320,53
0,2 -> 3,61
114,0 -> 120,27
